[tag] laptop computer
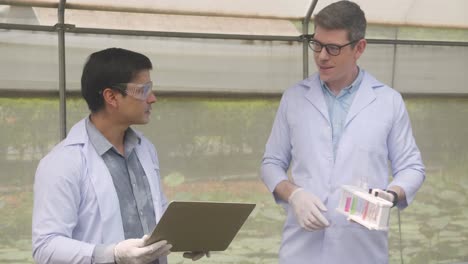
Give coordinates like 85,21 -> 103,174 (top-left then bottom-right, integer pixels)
144,201 -> 256,252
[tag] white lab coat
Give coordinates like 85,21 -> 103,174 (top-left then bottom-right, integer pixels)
32,118 -> 168,264
261,71 -> 425,264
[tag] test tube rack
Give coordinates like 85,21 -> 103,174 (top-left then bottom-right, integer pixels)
336,185 -> 393,231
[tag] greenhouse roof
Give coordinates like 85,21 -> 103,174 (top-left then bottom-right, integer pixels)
2,0 -> 468,29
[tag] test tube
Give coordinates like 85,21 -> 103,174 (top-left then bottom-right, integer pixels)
362,201 -> 369,220
345,196 -> 352,212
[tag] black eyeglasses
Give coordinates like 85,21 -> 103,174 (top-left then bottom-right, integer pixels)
308,34 -> 360,56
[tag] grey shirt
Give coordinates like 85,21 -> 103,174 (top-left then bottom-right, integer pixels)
86,118 -> 157,263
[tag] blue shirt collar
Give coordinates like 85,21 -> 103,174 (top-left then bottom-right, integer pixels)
320,67 -> 364,98
85,116 -> 141,156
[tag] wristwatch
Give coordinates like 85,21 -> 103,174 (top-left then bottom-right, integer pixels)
385,189 -> 398,208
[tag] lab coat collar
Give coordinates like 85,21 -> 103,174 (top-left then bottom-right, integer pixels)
63,118 -> 88,146
62,118 -> 126,242
344,71 -> 384,127
64,118 -> 145,146
303,71 -> 384,127
304,74 -> 330,124
85,138 -> 125,242
64,117 -> 162,242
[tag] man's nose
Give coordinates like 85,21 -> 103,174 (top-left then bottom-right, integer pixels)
318,47 -> 330,60
147,92 -> 157,103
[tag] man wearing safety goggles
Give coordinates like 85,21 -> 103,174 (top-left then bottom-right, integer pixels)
32,48 -> 208,264
110,81 -> 154,102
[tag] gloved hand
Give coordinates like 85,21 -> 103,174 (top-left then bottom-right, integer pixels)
183,251 -> 210,261
369,188 -> 398,207
114,235 -> 172,264
288,188 -> 330,231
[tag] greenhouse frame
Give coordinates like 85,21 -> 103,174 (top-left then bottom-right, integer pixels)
0,0 -> 467,263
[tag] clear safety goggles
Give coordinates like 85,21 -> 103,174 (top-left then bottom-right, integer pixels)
111,81 -> 153,101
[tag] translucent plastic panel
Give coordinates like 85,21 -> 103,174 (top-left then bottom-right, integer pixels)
66,96 -> 283,263
66,96 -> 468,264
359,44 -> 395,87
0,98 -> 60,264
307,43 -> 395,87
66,0 -> 313,19
396,27 -> 468,42
0,63 -> 56,262
61,9 -> 300,35
2,96 -> 466,263
388,98 -> 468,263
0,30 -> 59,92
394,45 -> 468,94
315,0 -> 468,29
366,24 -> 468,43
309,43 -> 468,94
0,5 -> 57,26
65,34 -> 303,94
0,30 -> 58,263
366,25 -> 400,40
366,25 -> 468,43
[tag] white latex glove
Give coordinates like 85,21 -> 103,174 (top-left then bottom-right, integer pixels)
114,235 -> 172,264
183,251 -> 210,261
370,188 -> 398,207
288,188 -> 330,231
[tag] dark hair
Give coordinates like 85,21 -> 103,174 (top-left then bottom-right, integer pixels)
81,48 -> 152,112
314,1 -> 366,42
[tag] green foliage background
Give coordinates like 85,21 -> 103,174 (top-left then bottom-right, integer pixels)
0,96 -> 467,263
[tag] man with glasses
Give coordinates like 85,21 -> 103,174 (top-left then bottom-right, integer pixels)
32,48 -> 207,264
261,1 -> 425,263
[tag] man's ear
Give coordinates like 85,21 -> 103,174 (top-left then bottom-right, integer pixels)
102,88 -> 119,108
354,39 -> 367,60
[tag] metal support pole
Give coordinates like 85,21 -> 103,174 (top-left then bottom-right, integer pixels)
302,0 -> 318,79
0,0 -> 300,21
57,0 -> 67,139
390,28 -> 399,89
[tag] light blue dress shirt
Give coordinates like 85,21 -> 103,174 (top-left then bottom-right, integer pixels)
321,67 -> 363,158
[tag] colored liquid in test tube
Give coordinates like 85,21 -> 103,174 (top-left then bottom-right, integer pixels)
337,185 -> 393,230
350,196 -> 358,214
345,197 -> 352,212
362,201 -> 369,220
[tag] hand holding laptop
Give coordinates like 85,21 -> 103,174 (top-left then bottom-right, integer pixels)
114,235 -> 172,264
114,234 -> 209,263
183,251 -> 211,261
145,201 -> 255,252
